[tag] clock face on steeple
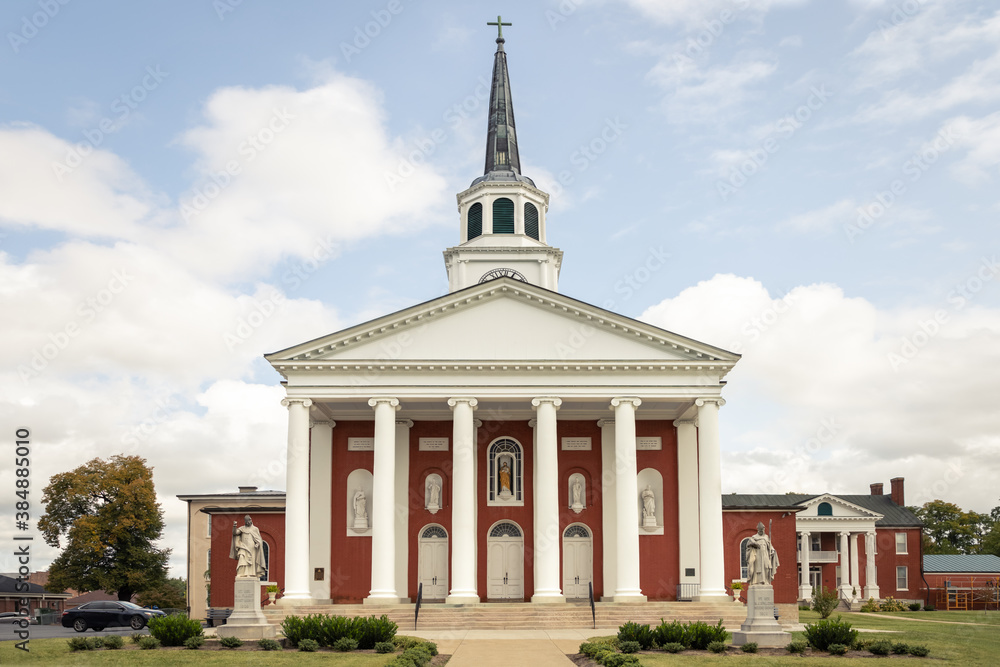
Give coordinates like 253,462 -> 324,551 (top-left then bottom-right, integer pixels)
479,268 -> 527,284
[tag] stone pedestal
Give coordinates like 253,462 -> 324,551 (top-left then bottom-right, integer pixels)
732,584 -> 789,647
217,578 -> 276,640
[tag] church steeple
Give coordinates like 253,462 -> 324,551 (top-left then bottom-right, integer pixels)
444,19 -> 563,294
484,16 -> 521,176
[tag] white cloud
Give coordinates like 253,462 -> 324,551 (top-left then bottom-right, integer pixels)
622,0 -> 809,28
640,274 -> 1000,510
947,111 -> 1000,185
648,59 -> 777,124
777,198 -> 856,234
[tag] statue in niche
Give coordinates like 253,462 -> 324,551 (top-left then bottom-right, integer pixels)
230,515 -> 266,579
641,484 -> 657,528
745,522 -> 780,586
427,478 -> 441,513
571,477 -> 584,513
352,488 -> 369,531
499,460 -> 512,498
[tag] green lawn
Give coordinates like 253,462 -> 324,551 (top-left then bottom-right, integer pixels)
878,609 -> 1000,625
0,640 -> 397,665
631,610 -> 1000,666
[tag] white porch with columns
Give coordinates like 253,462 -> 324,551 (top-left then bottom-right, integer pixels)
278,397 -> 313,605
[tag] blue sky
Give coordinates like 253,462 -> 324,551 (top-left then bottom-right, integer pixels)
1,0 -> 999,576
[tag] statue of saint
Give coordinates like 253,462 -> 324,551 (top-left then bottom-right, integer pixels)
745,522 -> 780,586
230,515 -> 266,579
499,461 -> 511,492
428,479 -> 440,507
641,484 -> 655,519
353,489 -> 367,520
572,478 -> 583,506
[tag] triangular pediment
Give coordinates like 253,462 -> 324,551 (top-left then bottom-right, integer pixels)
266,278 -> 739,373
798,494 -> 884,520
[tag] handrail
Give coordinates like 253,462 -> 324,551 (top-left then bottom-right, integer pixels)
589,581 -> 596,629
414,582 -> 423,630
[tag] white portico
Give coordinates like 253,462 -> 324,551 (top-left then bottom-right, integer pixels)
264,23 -> 741,608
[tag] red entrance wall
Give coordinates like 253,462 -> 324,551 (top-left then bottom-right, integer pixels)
637,420 -> 679,600
557,420 -> 604,599
407,420 -> 454,600
209,512 -> 285,607
328,421 -> 374,603
722,509 -> 798,604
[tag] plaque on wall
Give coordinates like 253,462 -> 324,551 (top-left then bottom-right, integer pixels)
561,437 -> 592,451
637,437 -> 662,450
419,437 -> 449,451
347,437 -> 374,451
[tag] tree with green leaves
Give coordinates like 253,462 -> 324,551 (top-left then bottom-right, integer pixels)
913,500 -> 993,555
137,576 -> 186,609
39,455 -> 170,601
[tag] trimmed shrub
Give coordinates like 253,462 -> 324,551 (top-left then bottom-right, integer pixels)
741,642 -> 758,653
924,605 -> 936,612
581,640 -> 617,657
652,619 -> 687,647
138,636 -> 161,650
148,613 -> 204,647
68,637 -> 92,652
618,640 -> 641,654
394,635 -> 424,650
828,643 -> 849,655
281,614 -> 307,647
88,637 -> 105,649
258,638 -> 282,651
104,635 -> 124,650
908,602 -> 922,611
707,641 -> 727,654
685,619 -> 730,650
661,642 -> 685,653
860,597 -> 880,613
376,640 -> 397,653
357,614 -> 398,649
219,635 -> 243,649
851,637 -> 872,651
601,654 -> 640,667
868,639 -> 892,656
909,645 -> 930,657
184,635 -> 204,650
891,642 -> 910,654
298,638 -> 320,652
400,644 -> 434,666
812,586 -> 841,618
617,620 -> 654,650
334,637 -> 359,652
786,640 -> 808,654
804,615 -> 859,651
130,633 -> 144,644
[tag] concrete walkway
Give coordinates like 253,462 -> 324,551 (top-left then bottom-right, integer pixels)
406,628 -> 618,666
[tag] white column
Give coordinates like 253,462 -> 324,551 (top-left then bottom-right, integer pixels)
309,420 -> 334,601
850,532 -> 861,600
611,397 -> 646,602
799,531 -> 812,601
394,419 -> 413,602
864,531 -> 880,600
279,397 -> 312,604
694,397 -> 728,601
531,397 -> 565,603
366,397 -> 400,604
447,397 -> 479,604
598,419 -> 617,601
674,418 -> 700,587
838,531 -> 851,599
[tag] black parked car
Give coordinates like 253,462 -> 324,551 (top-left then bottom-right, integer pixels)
61,601 -> 166,632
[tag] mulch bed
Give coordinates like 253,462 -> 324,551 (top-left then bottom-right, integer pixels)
569,648 -> 931,662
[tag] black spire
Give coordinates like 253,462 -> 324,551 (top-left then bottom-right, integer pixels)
484,16 -> 521,176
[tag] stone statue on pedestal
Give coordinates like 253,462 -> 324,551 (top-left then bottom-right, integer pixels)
230,515 -> 265,579
352,489 -> 369,531
733,522 -> 788,647
641,484 -> 657,529
746,522 -> 780,585
427,479 -> 441,512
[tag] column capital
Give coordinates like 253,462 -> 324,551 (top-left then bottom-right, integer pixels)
310,419 -> 335,429
473,419 -> 483,428
368,397 -> 400,410
672,418 -> 697,428
840,531 -> 850,537
531,397 -> 563,409
695,397 -> 726,408
799,530 -> 811,538
528,419 -> 537,428
447,397 -> 479,410
395,419 -> 414,428
610,397 -> 642,409
596,419 -> 614,428
282,398 -> 313,408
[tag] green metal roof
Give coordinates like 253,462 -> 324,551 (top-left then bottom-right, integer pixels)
923,554 -> 1000,573
722,493 -> 922,527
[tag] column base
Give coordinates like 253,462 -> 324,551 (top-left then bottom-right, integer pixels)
531,593 -> 567,604
364,595 -> 402,605
692,591 -> 731,603
445,594 -> 480,605
799,585 -> 813,602
276,595 -> 317,607
613,593 -> 647,603
863,586 -> 880,601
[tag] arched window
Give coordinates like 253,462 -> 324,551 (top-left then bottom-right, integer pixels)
492,198 -> 514,233
260,541 -> 270,582
739,537 -> 750,579
488,437 -> 523,503
564,524 -> 590,538
421,525 -> 447,539
818,502 -> 833,516
468,203 -> 482,240
490,522 -> 522,538
524,202 -> 539,240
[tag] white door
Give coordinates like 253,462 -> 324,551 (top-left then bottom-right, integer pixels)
563,525 -> 593,600
418,526 -> 448,600
487,522 -> 524,600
